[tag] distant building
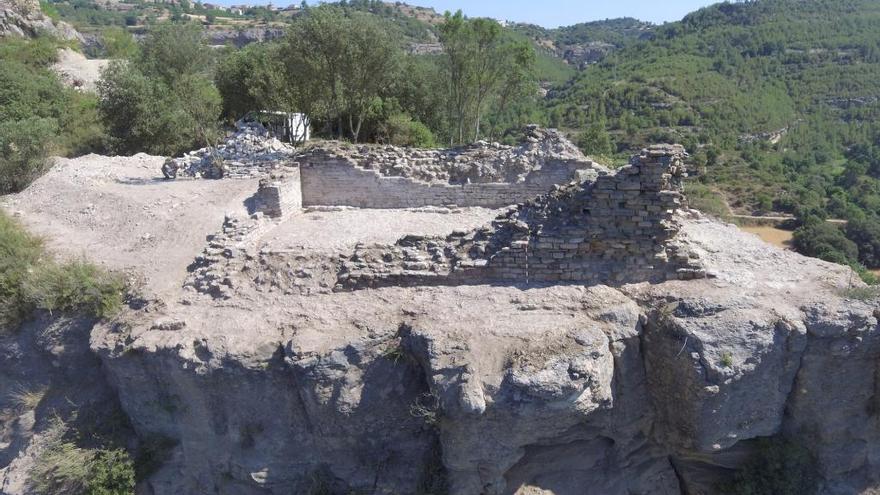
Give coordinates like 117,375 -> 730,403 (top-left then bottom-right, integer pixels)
244,111 -> 310,144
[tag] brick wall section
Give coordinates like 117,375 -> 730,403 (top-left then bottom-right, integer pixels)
298,157 -> 595,209
252,168 -> 302,218
295,126 -> 603,209
336,144 -> 707,290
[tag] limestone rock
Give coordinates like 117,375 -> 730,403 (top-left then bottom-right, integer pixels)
0,0 -> 82,41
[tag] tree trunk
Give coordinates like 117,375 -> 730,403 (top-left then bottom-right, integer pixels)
348,113 -> 363,143
474,108 -> 482,142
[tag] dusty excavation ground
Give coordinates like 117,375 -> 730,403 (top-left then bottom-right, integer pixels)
2,143 -> 879,495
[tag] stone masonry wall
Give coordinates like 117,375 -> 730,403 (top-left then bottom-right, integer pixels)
336,144 -> 707,290
298,158 -> 595,209
252,169 -> 302,218
297,126 -> 603,209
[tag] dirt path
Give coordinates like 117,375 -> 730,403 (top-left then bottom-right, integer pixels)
51,48 -> 109,92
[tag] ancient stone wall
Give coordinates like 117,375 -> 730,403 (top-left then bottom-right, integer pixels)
298,157 -> 594,209
252,170 -> 302,218
337,144 -> 706,290
296,127 -> 603,209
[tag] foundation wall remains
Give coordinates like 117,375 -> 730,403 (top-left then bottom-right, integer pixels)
336,144 -> 707,290
252,169 -> 302,218
295,127 -> 603,209
298,158 -> 593,209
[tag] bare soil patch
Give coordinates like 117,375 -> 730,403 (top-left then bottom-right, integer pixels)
740,225 -> 794,249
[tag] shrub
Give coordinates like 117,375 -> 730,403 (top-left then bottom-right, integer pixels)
685,183 -> 731,220
846,216 -> 880,269
29,422 -> 136,495
30,441 -> 93,494
89,449 -> 137,495
57,91 -> 107,156
720,437 -> 818,495
839,286 -> 880,301
381,113 -> 437,148
101,27 -> 139,59
25,260 -> 125,319
793,222 -> 859,266
0,36 -> 60,69
40,1 -> 61,21
0,211 -> 125,333
0,209 -> 46,329
10,385 -> 48,411
0,38 -> 108,192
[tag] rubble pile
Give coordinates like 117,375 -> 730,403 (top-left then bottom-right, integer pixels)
162,122 -> 297,180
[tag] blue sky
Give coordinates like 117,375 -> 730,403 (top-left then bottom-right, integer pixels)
283,1 -> 719,27
394,0 -> 717,26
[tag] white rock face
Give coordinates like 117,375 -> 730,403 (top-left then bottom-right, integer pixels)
0,0 -> 82,41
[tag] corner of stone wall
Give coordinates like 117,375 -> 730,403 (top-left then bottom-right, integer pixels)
252,167 -> 302,218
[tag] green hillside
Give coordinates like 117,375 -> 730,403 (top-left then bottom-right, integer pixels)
545,0 -> 880,275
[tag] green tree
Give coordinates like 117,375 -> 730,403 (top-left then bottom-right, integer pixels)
98,24 -> 220,155
136,23 -> 213,87
846,216 -> 880,268
439,11 -> 536,144
338,12 -> 400,141
279,6 -> 402,142
793,222 -> 859,266
101,27 -> 138,59
577,121 -> 614,156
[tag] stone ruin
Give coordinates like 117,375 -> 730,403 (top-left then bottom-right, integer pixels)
177,129 -> 706,297
250,171 -> 302,218
294,126 -> 606,209
336,144 -> 706,290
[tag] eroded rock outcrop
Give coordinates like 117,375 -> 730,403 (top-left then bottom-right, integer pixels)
0,0 -> 81,41
3,131 -> 880,495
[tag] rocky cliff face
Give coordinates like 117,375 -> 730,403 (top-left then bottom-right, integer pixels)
204,27 -> 285,48
2,135 -> 879,494
84,215 -> 879,495
0,0 -> 81,41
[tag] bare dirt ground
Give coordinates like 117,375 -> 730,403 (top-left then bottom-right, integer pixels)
261,207 -> 502,254
739,225 -> 794,249
0,154 -> 258,299
51,48 -> 108,92
0,155 -> 504,301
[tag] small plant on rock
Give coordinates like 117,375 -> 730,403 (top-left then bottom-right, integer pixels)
10,385 -> 48,411
838,286 -> 880,301
410,393 -> 441,427
28,420 -> 136,495
720,351 -> 734,368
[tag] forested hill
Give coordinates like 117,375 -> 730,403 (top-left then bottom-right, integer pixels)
512,18 -> 654,68
545,0 -> 880,277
